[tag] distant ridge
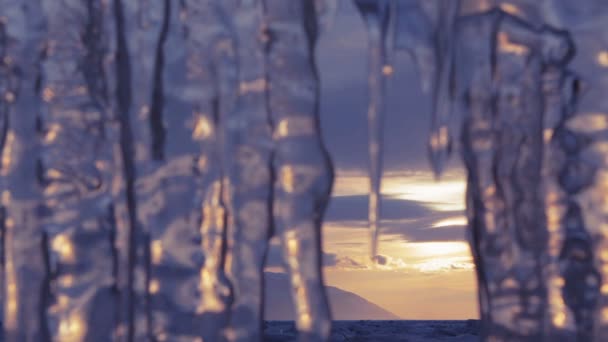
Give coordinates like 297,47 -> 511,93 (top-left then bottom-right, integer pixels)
264,272 -> 400,320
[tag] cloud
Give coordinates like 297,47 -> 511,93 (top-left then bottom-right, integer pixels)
325,195 -> 435,222
324,214 -> 468,244
264,245 -> 346,269
413,260 -> 475,274
324,251 -> 474,274
372,254 -> 409,270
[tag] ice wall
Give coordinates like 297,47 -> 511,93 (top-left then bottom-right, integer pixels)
0,0 -> 334,341
3,1 -> 608,342
431,1 -> 608,341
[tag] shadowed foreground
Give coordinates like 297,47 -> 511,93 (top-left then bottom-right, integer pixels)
264,320 -> 480,341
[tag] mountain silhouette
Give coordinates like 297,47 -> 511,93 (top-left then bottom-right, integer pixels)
264,272 -> 400,320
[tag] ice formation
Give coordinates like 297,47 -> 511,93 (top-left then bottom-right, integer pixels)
435,1 -> 608,340
352,0 -> 391,260
0,0 -> 334,341
1,1 -> 48,340
3,0 -> 608,341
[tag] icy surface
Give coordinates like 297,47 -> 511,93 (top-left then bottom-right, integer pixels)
265,2 -> 334,341
435,1 -> 608,341
4,0 -> 608,341
264,320 -> 480,342
0,1 -> 47,340
352,0 -> 391,260
39,0 -> 118,340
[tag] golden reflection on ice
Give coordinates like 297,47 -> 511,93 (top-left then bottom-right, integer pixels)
499,3 -> 521,16
149,279 -> 160,294
239,78 -> 266,93
5,217 -> 18,330
1,132 -> 15,175
58,313 -> 86,341
382,64 -> 393,76
197,269 -> 224,313
59,275 -> 75,287
566,112 -> 608,133
597,51 -> 608,67
42,87 -> 55,102
543,128 -> 553,143
198,180 -> 228,313
287,232 -> 299,257
299,313 -> 312,331
279,165 -> 319,194
52,234 -> 76,263
4,91 -> 15,102
498,32 -> 529,55
284,230 -> 314,331
429,126 -> 449,150
192,115 -> 213,140
5,281 -> 17,326
602,307 -> 608,323
151,240 -> 163,265
274,116 -> 315,138
553,311 -> 566,327
2,190 -> 10,205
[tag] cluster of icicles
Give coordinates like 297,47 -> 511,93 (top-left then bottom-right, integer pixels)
0,0 -> 337,340
1,0 -> 608,341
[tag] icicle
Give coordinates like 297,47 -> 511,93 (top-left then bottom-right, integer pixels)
542,66 -> 598,341
0,0 -> 47,340
453,8 -> 578,340
541,2 -> 608,340
392,0 -> 436,93
38,0 -> 119,340
428,0 -> 461,178
352,0 -> 390,260
134,0 -> 226,340
265,1 -> 333,341
455,10 -> 505,335
315,0 -> 339,34
112,0 -> 169,339
219,1 -> 273,341
179,1 -> 237,341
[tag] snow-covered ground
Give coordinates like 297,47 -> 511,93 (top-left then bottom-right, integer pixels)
264,320 -> 480,341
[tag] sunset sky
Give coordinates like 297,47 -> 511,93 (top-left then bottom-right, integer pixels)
268,2 -> 478,320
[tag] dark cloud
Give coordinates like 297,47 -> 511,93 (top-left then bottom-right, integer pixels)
400,225 -> 467,243
325,195 -> 435,222
324,201 -> 467,243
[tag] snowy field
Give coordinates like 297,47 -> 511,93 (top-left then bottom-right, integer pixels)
264,320 -> 480,341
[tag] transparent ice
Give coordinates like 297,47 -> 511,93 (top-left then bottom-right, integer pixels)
3,0 -> 608,341
432,1 -> 608,341
352,0 -> 391,260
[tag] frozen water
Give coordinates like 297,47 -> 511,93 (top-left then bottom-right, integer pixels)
0,0 -> 48,340
4,0 -> 608,341
446,8 -> 576,341
435,1 -> 608,340
39,0 -> 118,340
265,1 -> 334,341
428,0 -> 461,178
352,0 -> 391,260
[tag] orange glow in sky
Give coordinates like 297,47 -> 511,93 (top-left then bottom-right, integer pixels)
318,170 -> 477,319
